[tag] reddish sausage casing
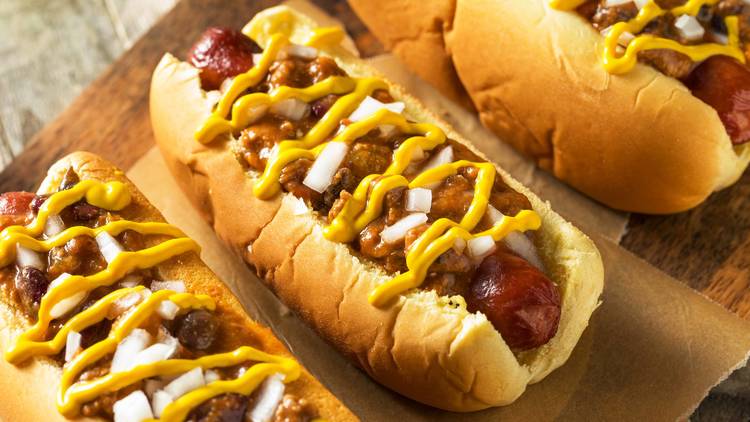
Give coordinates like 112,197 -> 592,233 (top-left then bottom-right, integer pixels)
467,249 -> 561,350
0,192 -> 36,229
188,27 -> 259,90
686,56 -> 750,145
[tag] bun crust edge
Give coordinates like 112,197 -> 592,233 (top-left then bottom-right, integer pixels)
0,152 -> 354,422
350,0 -> 750,213
149,6 -> 604,412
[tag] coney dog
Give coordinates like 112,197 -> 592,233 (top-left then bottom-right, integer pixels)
0,152 -> 355,421
149,5 -> 604,412
348,0 -> 750,213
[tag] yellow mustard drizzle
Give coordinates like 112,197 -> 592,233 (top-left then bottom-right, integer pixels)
194,25 -> 541,306
1,180 -> 300,421
551,0 -> 746,73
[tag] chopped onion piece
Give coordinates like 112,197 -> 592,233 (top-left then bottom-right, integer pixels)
453,237 -> 466,254
348,96 -> 405,122
241,104 -> 269,125
270,98 -> 308,120
157,300 -> 180,320
44,214 -> 65,238
675,15 -> 704,41
65,331 -> 82,362
280,44 -> 318,59
134,342 -> 177,367
96,231 -> 124,264
16,244 -> 45,270
49,273 -> 87,319
405,188 -> 432,213
379,124 -> 396,137
248,373 -> 286,422
204,369 -> 221,384
600,26 -> 635,46
487,205 -> 505,226
252,53 -> 264,64
504,231 -> 545,270
634,0 -> 649,7
421,146 -> 454,174
302,142 -> 348,193
111,328 -> 152,373
151,390 -> 173,418
151,280 -> 186,293
467,235 -> 497,261
119,274 -> 142,288
109,290 -> 148,319
114,390 -> 153,422
164,367 -> 205,399
380,213 -> 428,244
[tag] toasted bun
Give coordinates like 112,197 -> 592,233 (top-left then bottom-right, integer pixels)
149,5 -> 604,411
0,152 -> 354,421
349,0 -> 750,214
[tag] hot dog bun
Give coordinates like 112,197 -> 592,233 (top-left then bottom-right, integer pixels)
149,5 -> 604,412
0,152 -> 355,421
348,0 -> 750,214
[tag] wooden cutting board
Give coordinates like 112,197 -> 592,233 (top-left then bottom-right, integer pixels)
1,0 -> 749,323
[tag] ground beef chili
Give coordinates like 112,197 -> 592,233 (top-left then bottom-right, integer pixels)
0,168 -> 319,421
227,45 -> 556,336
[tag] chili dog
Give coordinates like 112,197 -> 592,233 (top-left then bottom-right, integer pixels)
0,152 -> 355,421
348,0 -> 750,213
149,6 -> 604,411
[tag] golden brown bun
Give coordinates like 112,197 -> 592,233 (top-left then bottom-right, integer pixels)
0,152 -> 355,421
349,0 -> 750,214
149,5 -> 604,412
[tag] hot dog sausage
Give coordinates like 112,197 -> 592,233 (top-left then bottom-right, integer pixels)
188,27 -> 259,90
467,249 -> 561,350
686,56 -> 750,145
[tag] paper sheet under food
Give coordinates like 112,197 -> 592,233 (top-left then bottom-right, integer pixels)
129,146 -> 750,421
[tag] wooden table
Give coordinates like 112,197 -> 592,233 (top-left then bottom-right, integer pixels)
1,0 -> 748,419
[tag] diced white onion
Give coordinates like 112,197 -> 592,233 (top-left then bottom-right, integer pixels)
605,0 -> 632,5
378,124 -> 396,137
634,0 -> 649,8
348,96 -> 405,122
109,290 -> 149,320
49,273 -> 87,319
113,390 -> 153,422
157,300 -> 180,320
240,104 -> 269,125
487,205 -> 505,226
150,280 -> 186,293
96,231 -> 124,264
600,26 -> 635,46
380,213 -> 428,244
151,390 -> 174,418
44,215 -> 65,238
204,369 -> 221,384
248,373 -> 286,422
302,142 -> 348,193
405,188 -> 432,213
504,231 -> 545,271
252,53 -> 264,64
164,367 -> 205,399
134,342 -> 177,367
280,44 -> 318,60
711,30 -> 729,45
421,146 -> 454,174
16,244 -> 45,271
111,328 -> 152,373
119,274 -> 142,288
675,15 -> 705,41
467,235 -> 497,261
65,331 -> 82,362
453,237 -> 466,254
270,98 -> 309,121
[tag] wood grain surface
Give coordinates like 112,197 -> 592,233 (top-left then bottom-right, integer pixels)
0,0 -> 745,418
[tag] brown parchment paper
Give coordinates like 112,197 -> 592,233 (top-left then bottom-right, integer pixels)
128,147 -> 750,421
126,2 -> 750,418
